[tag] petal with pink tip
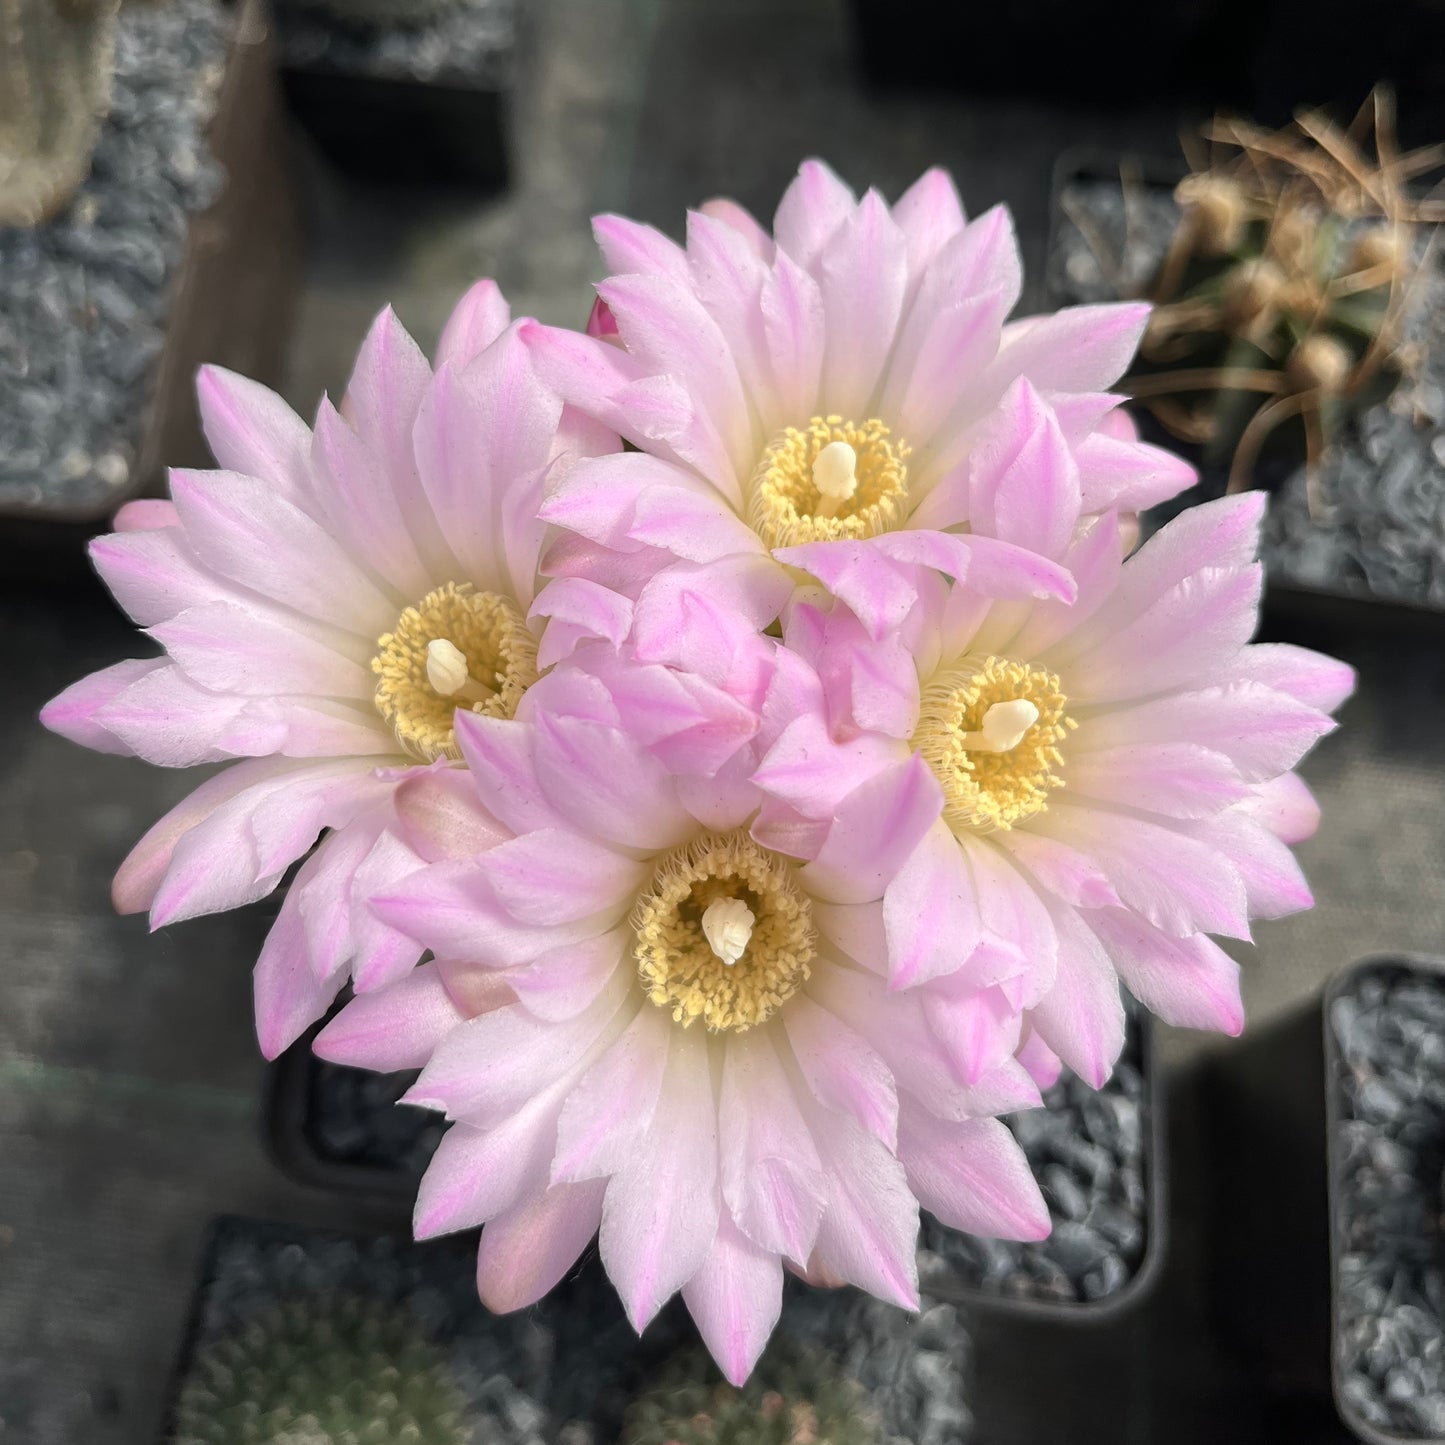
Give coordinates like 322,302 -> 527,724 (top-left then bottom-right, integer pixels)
1076,430 -> 1196,512
434,278 -> 512,371
892,166 -> 967,279
718,1029 -> 825,1260
314,963 -> 465,1070
782,994 -> 899,1149
593,213 -> 690,280
476,1178 -> 608,1313
1226,642 -> 1356,713
801,754 -> 943,905
992,301 -> 1150,393
453,713 -> 571,836
759,248 -> 826,427
1090,909 -> 1245,1035
477,828 -> 646,926
253,882 -> 348,1059
1238,772 -> 1320,845
41,658 -> 167,756
392,765 -> 510,862
883,820 -> 984,988
600,1025 -> 721,1331
682,1215 -> 784,1387
196,365 -> 312,503
772,158 -> 856,269
1027,901 -> 1125,1088
897,1109 -> 1050,1240
1061,742 -> 1249,820
530,577 -> 634,669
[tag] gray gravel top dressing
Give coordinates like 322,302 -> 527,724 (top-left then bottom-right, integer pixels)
0,0 -> 228,521
1051,175 -> 1445,609
921,1016 -> 1150,1306
1329,962 -> 1445,1443
275,0 -> 516,87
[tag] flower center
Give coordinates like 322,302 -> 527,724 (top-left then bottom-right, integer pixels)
371,582 -> 538,762
913,655 -> 1076,832
747,415 -> 910,549
633,831 -> 816,1032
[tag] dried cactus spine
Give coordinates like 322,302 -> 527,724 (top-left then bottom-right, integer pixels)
0,0 -> 120,226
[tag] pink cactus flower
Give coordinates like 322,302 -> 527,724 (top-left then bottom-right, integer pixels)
317,643 -> 1049,1385
40,284 -> 618,1058
753,380 -> 1353,1085
523,158 -> 1195,635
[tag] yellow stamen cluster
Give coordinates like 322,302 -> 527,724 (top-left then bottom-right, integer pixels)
747,415 -> 910,549
914,655 -> 1076,832
633,831 -> 815,1032
371,582 -> 538,761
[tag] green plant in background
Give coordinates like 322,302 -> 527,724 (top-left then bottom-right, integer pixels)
0,0 -> 121,226
286,0 -> 466,33
623,1344 -> 882,1445
170,1292 -> 470,1445
1120,87 -> 1442,508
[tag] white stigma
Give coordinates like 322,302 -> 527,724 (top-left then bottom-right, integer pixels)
701,896 -> 755,967
811,440 -> 858,518
959,699 -> 1040,754
426,638 -> 491,704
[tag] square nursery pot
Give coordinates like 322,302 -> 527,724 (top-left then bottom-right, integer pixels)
0,0 -> 301,569
1047,150 -> 1445,618
269,0 -> 515,189
921,1011 -> 1165,1321
270,1009 -> 1164,1320
1326,955 -> 1445,1444
161,1217 -> 977,1444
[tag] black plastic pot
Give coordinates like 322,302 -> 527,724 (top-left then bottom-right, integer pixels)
265,1015 -> 438,1206
271,1 -> 513,190
1046,149 -> 1445,619
922,1013 -> 1166,1323
1325,955 -> 1445,1445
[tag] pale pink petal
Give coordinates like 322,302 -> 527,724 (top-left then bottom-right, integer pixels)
699,196 -> 775,260
413,1105 -> 558,1239
552,1000 -> 670,1182
40,658 -> 167,756
759,248 -> 826,424
1090,909 -> 1245,1034
892,166 -> 967,279
1027,901 -> 1126,1087
477,827 -> 646,925
433,278 -> 512,371
1016,1026 -> 1063,1090
803,1103 -> 920,1310
392,765 -> 511,862
816,188 -> 908,418
600,1025 -> 721,1331
313,962 -> 465,1070
774,540 -> 920,640
899,1108 -> 1050,1240
991,302 -> 1150,393
1032,803 -> 1251,940
309,396 -> 434,602
993,827 -> 1123,909
685,210 -> 774,417
505,928 -> 630,1023
1077,683 -> 1335,782
682,1215 -> 784,1388
195,364 -> 312,503
169,469 -> 395,637
88,526 -> 227,628
718,1029 -> 825,1260
867,530 -> 1077,605
883,820 -> 983,988
772,158 -> 856,268
593,212 -> 690,280
921,980 -> 1023,1084
1075,430 -> 1196,512
253,881 -> 347,1059
475,1178 -> 608,1313
801,755 -> 943,905
1062,743 -> 1249,819
341,306 -> 452,577
752,713 -> 904,821
452,713 -> 571,836
1226,642 -> 1356,713
781,994 -> 899,1149
1239,772 -> 1320,845
530,577 -> 635,669
406,970 -> 630,1126
150,600 -> 373,699
1190,811 -> 1314,918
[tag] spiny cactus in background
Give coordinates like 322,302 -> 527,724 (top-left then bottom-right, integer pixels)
622,1345 -> 882,1445
1126,88 -> 1443,507
0,0 -> 120,226
170,1292 -> 470,1445
286,0 -> 465,33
